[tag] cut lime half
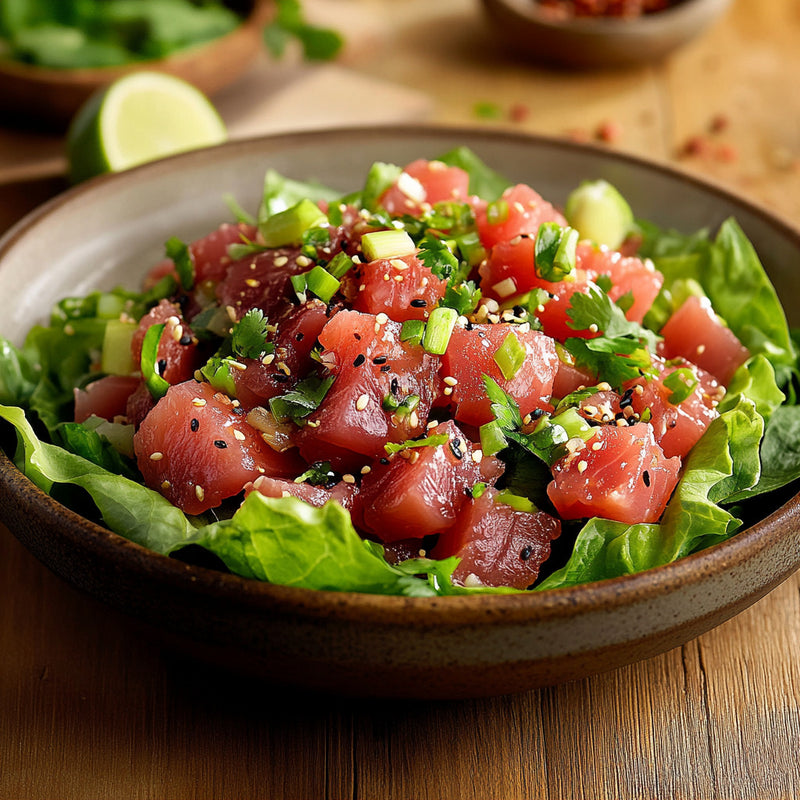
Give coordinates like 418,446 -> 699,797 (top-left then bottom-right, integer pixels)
67,71 -> 228,183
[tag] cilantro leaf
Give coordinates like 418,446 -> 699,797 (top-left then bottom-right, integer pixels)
230,309 -> 272,360
417,233 -> 459,281
563,287 -> 660,388
269,375 -> 334,422
263,0 -> 343,61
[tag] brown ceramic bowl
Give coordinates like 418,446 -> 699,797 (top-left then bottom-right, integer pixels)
480,0 -> 732,68
1,126 -> 799,699
0,0 -> 272,129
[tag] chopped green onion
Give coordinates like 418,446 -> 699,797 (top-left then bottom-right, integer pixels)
141,324 -> 170,400
96,293 -> 127,319
384,433 -> 448,455
422,307 -> 458,355
549,408 -> 594,442
394,394 -> 420,418
361,162 -> 403,211
494,490 -> 537,513
534,222 -> 578,282
486,199 -> 509,225
361,229 -> 416,261
290,272 -> 308,303
261,198 -> 328,247
479,419 -> 508,456
493,331 -> 526,381
471,482 -> 488,499
400,319 -> 425,346
165,236 -> 195,291
663,367 -> 699,405
454,231 -> 486,267
306,265 -> 340,303
327,251 -> 355,279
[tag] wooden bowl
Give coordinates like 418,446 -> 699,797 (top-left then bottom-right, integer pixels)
1,126 -> 799,699
0,0 -> 272,129
479,0 -> 732,68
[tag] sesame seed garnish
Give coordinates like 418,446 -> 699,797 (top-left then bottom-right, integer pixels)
296,255 -> 312,267
233,429 -> 246,441
171,324 -> 184,342
245,278 -> 260,288
342,474 -> 356,484
262,353 -> 275,365
410,298 -> 427,308
360,465 -> 372,474
443,376 -> 458,386
195,485 -> 205,501
277,361 -> 291,376
597,382 -> 612,392
592,441 -> 603,451
213,440 -> 227,449
408,450 -> 420,464
274,255 -> 288,268
696,344 -> 706,354
577,460 -> 588,473
472,449 -> 483,463
383,274 -> 391,282
356,394 -> 369,411
443,387 -> 453,396
230,360 -> 247,371
375,312 -> 389,325
353,353 -> 366,367
390,258 -> 409,271
281,490 -> 291,498
150,451 -> 164,461
409,411 -> 419,428
190,418 -> 199,432
161,480 -> 171,490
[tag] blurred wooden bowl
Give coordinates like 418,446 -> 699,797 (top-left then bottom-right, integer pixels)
0,0 -> 272,129
480,0 -> 732,69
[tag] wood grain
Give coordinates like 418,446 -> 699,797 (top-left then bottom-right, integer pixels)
2,1 -> 800,797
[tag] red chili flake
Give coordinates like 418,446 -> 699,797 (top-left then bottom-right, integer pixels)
596,120 -> 623,144
678,135 -> 712,159
509,103 -> 530,123
715,142 -> 738,163
709,113 -> 729,134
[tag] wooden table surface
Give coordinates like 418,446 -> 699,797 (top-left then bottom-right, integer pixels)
2,1 -> 800,797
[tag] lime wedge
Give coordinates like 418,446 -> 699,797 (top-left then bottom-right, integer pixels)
564,179 -> 634,249
66,71 -> 227,183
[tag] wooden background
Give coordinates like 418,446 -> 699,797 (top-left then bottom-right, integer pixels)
2,1 -> 800,797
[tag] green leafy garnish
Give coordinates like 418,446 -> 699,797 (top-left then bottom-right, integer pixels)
164,237 -> 194,291
494,331 -> 526,381
263,0 -> 343,61
230,309 -> 272,360
563,288 -> 659,388
269,374 -> 334,422
417,233 -> 459,281
663,367 -> 699,405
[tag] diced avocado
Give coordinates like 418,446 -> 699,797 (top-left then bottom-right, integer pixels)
564,179 -> 634,249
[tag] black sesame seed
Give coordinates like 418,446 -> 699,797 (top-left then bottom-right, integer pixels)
450,438 -> 464,460
232,406 -> 245,415
513,305 -> 526,317
520,546 -> 532,561
390,377 -> 399,394
354,333 -> 362,341
380,364 -> 391,372
410,299 -> 427,308
179,334 -> 193,346
190,418 -> 199,432
353,353 -> 366,367
295,332 -> 305,342
157,359 -> 167,375
379,457 -> 390,465
373,355 -> 387,365
214,440 -> 228,449
643,470 -> 651,487
465,321 -> 474,331
272,373 -> 290,383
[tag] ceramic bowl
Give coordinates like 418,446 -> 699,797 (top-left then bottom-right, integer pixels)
0,0 -> 271,129
1,126 -> 799,699
479,0 -> 732,68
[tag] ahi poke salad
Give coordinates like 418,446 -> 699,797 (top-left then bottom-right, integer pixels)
2,147 -> 799,597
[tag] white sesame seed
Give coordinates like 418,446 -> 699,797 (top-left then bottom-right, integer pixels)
245,278 -> 260,288
443,376 -> 458,386
443,387 -> 453,396
360,465 -> 372,475
160,480 -> 171,490
233,429 -> 246,441
472,449 -> 483,463
342,474 -> 356,484
356,394 -> 369,411
195,485 -> 205,501
296,255 -> 312,267
375,312 -> 389,325
192,398 -> 207,407
274,255 -> 288,267
390,258 -> 408,271
577,460 -> 588,473
262,353 -> 275,365
149,451 -> 164,461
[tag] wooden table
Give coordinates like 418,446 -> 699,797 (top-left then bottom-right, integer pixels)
2,1 -> 800,797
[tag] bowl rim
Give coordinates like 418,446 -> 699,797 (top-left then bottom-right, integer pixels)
0,0 -> 271,85
483,0 -> 732,34
2,123 -> 799,626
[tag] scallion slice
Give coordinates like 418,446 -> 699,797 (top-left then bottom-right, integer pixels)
361,229 -> 416,261
422,307 -> 457,355
306,265 -> 340,303
493,331 -> 526,380
534,222 -> 578,282
141,323 -> 170,400
479,419 -> 508,456
400,319 -> 425,346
